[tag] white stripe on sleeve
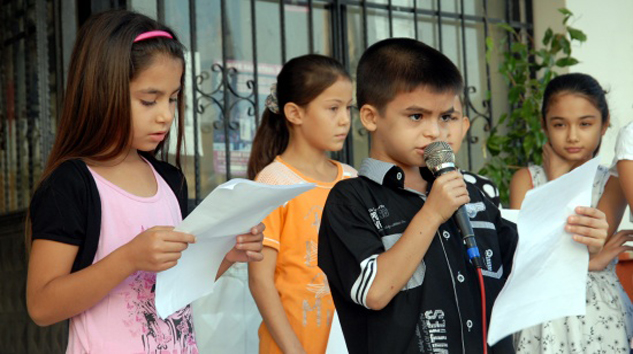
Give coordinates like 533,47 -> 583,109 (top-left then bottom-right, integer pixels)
350,254 -> 379,309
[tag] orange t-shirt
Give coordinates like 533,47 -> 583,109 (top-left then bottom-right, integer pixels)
255,156 -> 356,354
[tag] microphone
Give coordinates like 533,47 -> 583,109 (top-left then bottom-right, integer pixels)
424,141 -> 484,269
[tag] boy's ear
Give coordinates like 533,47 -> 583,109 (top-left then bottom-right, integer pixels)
284,103 -> 304,125
360,104 -> 379,132
461,116 -> 471,139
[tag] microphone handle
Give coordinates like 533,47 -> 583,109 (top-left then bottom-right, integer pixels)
433,166 -> 485,269
455,206 -> 484,269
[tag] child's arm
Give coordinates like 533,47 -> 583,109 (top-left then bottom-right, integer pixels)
249,248 -> 305,354
597,176 -> 627,238
618,160 -> 633,214
509,167 -> 531,209
364,171 -> 469,310
27,226 -> 195,326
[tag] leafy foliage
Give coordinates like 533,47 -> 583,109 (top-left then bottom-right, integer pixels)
479,8 -> 587,205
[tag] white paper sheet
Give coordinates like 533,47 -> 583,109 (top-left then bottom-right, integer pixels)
326,312 -> 348,354
156,179 -> 315,319
500,209 -> 519,224
488,157 -> 600,346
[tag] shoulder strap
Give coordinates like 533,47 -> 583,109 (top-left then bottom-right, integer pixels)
527,164 -> 548,188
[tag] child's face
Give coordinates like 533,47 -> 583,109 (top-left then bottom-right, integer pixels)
294,77 -> 353,152
362,86 -> 455,169
129,54 -> 183,152
445,96 -> 470,154
543,93 -> 608,163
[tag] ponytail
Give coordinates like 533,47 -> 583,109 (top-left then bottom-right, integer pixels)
247,109 -> 289,179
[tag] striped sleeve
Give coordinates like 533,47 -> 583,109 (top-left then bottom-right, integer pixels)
350,254 -> 379,308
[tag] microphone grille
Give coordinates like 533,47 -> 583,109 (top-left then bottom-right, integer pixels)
424,141 -> 455,171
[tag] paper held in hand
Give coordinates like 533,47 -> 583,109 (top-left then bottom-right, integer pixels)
489,157 -> 600,346
155,178 -> 315,319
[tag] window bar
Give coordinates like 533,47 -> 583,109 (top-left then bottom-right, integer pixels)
413,0 -> 418,40
26,3 -> 35,197
482,0 -> 494,134
1,5 -> 7,212
459,0 -> 473,170
188,0 -> 201,203
157,0 -> 165,24
250,0 -> 260,126
362,0 -> 368,49
340,3 -> 353,164
14,2 -> 24,210
220,0 -> 232,180
279,0 -> 287,64
308,0 -> 314,54
36,0 -> 51,181
437,0 -> 443,52
387,0 -> 393,37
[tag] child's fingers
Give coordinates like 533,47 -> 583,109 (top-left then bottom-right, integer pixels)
566,224 -> 607,241
573,206 -> 606,220
159,260 -> 179,271
611,231 -> 633,246
162,241 -> 190,253
237,233 -> 264,243
163,231 -> 197,244
572,234 -> 605,249
236,238 -> 264,252
567,214 -> 608,231
245,250 -> 264,262
250,222 -> 266,235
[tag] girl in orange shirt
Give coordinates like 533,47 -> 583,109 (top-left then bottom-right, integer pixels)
247,54 -> 356,354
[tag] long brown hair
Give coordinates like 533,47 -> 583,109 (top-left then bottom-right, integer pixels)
26,10 -> 186,246
247,54 -> 350,180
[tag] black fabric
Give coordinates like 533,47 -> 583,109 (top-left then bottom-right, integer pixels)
462,170 -> 501,208
30,154 -> 188,272
318,163 -> 517,354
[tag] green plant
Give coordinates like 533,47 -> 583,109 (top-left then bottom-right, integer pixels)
479,8 -> 587,206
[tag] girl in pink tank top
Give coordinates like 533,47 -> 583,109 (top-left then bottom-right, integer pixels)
26,10 -> 265,354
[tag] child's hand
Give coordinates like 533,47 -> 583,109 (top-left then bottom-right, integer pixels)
588,230 -> 633,271
124,226 -> 196,272
542,142 -> 575,181
424,171 -> 470,224
224,223 -> 265,263
566,206 -> 608,255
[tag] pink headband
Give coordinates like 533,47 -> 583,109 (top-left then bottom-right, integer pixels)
133,30 -> 173,43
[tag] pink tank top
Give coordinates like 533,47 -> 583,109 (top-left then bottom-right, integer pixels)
66,162 -> 198,354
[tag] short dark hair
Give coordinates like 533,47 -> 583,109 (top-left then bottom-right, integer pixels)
356,38 -> 463,112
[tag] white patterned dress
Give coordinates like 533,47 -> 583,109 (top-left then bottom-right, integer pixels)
514,164 -> 633,354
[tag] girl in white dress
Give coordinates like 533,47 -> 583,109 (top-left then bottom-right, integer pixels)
510,73 -> 633,353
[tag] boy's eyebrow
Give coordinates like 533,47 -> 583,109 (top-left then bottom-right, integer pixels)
403,106 -> 455,115
403,105 -> 432,114
442,107 -> 456,115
